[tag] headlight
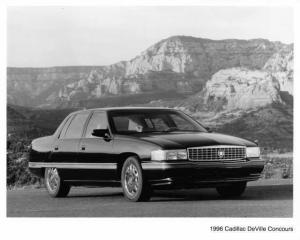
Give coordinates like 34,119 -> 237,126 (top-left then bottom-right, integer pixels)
246,147 -> 260,158
151,149 -> 187,161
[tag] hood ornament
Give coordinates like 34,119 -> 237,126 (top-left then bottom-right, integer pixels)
217,149 -> 225,158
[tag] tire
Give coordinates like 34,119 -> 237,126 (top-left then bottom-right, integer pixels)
44,167 -> 71,198
216,182 -> 247,198
121,156 -> 151,202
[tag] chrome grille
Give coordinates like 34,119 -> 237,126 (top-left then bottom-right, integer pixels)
188,146 -> 246,161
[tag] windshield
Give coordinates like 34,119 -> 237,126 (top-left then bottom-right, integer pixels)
109,110 -> 207,134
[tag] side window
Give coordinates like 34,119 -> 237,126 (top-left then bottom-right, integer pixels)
85,112 -> 108,138
151,117 -> 169,131
59,115 -> 74,139
63,112 -> 89,139
170,114 -> 196,131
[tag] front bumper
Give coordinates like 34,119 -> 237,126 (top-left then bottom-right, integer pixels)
141,158 -> 265,188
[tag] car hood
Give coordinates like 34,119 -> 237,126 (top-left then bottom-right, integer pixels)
135,132 -> 256,149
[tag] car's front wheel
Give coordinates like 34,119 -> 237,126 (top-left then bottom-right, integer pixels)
121,156 -> 151,202
45,167 -> 71,198
216,182 -> 247,198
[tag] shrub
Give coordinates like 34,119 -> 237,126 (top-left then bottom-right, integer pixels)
7,137 -> 43,188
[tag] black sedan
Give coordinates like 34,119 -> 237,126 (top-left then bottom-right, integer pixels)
29,107 -> 264,201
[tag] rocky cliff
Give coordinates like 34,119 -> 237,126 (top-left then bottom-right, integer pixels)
204,68 -> 282,110
126,36 -> 286,77
179,47 -> 293,112
263,49 -> 293,95
7,36 -> 292,108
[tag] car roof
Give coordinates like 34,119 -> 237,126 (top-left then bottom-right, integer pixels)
70,107 -> 176,115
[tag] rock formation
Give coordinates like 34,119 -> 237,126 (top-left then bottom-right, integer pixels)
7,35 -> 293,108
263,49 -> 293,95
203,68 -> 282,111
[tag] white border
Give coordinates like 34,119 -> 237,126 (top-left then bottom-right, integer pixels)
1,1 -> 299,240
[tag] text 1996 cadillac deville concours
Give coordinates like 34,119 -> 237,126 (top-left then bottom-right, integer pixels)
29,107 -> 264,202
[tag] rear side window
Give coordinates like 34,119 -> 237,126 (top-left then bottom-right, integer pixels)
59,115 -> 74,138
85,112 -> 108,138
63,112 -> 89,139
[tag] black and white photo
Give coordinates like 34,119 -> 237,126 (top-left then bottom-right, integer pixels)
3,2 -> 299,239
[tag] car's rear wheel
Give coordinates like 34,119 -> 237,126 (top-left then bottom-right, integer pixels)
45,167 -> 71,198
216,182 -> 247,198
121,156 -> 151,202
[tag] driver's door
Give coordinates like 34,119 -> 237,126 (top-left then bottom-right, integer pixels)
77,111 -> 116,180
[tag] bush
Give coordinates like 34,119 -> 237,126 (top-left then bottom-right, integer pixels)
7,137 -> 43,188
261,155 -> 293,179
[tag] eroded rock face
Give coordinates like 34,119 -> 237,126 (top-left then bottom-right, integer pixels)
263,50 -> 293,95
7,36 -> 293,108
204,68 -> 282,111
180,45 -> 293,112
57,63 -> 128,102
126,36 -> 285,78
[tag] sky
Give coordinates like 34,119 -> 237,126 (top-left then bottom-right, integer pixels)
7,6 -> 294,67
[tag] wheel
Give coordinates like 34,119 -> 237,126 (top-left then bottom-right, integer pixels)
216,182 -> 247,198
44,167 -> 71,198
121,156 -> 151,202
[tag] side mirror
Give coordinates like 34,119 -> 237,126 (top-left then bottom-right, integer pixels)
92,129 -> 109,138
205,126 -> 213,133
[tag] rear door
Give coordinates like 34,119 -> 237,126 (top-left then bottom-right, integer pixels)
77,111 -> 116,180
51,112 -> 90,163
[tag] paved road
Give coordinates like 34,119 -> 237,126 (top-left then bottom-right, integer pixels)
7,180 -> 292,217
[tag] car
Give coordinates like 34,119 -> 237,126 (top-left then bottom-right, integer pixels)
29,107 -> 264,202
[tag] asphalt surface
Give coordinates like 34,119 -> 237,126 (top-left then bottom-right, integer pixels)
7,179 -> 292,217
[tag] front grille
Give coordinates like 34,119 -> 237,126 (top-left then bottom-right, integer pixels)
188,146 -> 246,161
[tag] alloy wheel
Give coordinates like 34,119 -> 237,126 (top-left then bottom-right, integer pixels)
46,168 -> 60,192
124,163 -> 140,197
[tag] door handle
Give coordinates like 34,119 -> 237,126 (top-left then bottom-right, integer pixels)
103,133 -> 112,142
81,145 -> 86,150
54,146 -> 59,151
